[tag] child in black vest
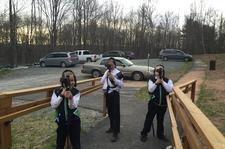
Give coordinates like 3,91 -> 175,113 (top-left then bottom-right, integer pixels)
140,64 -> 173,142
51,70 -> 81,149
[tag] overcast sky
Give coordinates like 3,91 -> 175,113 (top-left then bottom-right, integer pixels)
1,0 -> 225,26
99,0 -> 225,26
98,0 -> 225,15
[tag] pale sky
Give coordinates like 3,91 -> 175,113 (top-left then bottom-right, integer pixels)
99,0 -> 225,26
98,0 -> 225,15
1,0 -> 225,26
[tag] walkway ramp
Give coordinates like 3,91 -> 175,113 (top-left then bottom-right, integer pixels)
81,87 -> 171,149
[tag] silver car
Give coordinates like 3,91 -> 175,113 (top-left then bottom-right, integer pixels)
81,57 -> 154,81
39,52 -> 79,67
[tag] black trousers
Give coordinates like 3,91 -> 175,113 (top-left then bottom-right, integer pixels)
106,91 -> 120,134
141,101 -> 167,137
56,119 -> 81,149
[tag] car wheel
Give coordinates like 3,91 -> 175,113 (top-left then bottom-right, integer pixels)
87,58 -> 92,62
163,56 -> 168,61
92,70 -> 101,78
61,62 -> 67,68
132,72 -> 144,81
40,62 -> 46,67
184,57 -> 189,62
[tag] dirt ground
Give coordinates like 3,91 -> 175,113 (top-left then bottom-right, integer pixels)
195,54 -> 225,135
171,59 -> 207,103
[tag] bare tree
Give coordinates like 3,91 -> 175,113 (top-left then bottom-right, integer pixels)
38,0 -> 71,50
9,0 -> 17,67
0,10 -> 10,44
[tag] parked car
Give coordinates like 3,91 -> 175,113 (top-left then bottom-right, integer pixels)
74,50 -> 99,62
102,50 -> 126,58
81,57 -> 154,81
39,52 -> 79,67
159,49 -> 193,61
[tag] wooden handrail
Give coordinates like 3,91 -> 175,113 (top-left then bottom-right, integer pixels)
168,80 -> 225,149
167,96 -> 183,149
178,80 -> 197,89
173,86 -> 225,149
0,78 -> 101,98
0,77 -> 103,149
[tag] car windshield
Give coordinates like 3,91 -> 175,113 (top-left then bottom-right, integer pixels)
121,59 -> 133,66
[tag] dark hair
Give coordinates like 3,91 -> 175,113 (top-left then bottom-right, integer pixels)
107,57 -> 116,66
153,64 -> 165,78
61,69 -> 77,87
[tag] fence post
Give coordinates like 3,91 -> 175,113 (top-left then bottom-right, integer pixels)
0,94 -> 12,149
92,80 -> 95,86
191,81 -> 196,102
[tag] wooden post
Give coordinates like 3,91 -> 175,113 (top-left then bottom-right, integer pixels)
92,80 -> 95,86
191,81 -> 196,102
103,94 -> 106,117
0,95 -> 12,149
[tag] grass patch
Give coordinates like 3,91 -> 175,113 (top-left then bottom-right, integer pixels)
197,84 -> 225,135
196,54 -> 225,136
196,85 -> 217,117
136,61 -> 193,100
11,107 -> 94,148
12,108 -> 57,149
167,61 -> 193,82
0,68 -> 11,78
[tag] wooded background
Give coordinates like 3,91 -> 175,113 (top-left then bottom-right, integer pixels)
0,0 -> 224,66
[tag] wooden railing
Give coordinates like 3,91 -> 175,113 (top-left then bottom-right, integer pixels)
167,80 -> 225,149
0,77 -> 103,149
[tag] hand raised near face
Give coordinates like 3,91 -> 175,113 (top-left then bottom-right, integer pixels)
155,78 -> 162,85
107,72 -> 115,80
64,91 -> 73,100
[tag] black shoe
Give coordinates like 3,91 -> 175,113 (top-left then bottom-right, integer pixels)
140,135 -> 147,142
157,135 -> 169,141
111,134 -> 118,142
105,128 -> 113,133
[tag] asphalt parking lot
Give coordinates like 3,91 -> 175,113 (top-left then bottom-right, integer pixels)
0,59 -> 185,92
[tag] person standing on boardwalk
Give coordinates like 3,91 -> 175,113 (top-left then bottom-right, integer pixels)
101,57 -> 124,142
51,70 -> 81,149
140,64 -> 173,142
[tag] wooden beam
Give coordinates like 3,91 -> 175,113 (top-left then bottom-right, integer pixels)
174,87 -> 225,149
167,96 -> 183,149
178,80 -> 197,89
172,98 -> 202,149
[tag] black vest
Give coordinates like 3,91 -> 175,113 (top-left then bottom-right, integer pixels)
54,87 -> 80,124
149,77 -> 170,106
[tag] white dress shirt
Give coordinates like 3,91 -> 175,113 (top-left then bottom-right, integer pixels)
148,77 -> 173,93
51,91 -> 80,109
101,68 -> 123,93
